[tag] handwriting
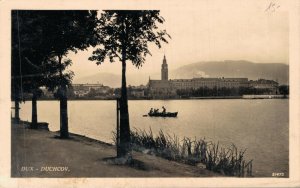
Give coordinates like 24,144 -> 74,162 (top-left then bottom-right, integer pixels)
265,1 -> 280,12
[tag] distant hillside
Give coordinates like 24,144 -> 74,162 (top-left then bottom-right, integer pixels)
73,72 -> 151,88
73,60 -> 289,87
74,73 -> 121,87
171,60 -> 289,84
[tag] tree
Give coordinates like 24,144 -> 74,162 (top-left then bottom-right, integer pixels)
34,10 -> 99,138
89,10 -> 170,159
43,57 -> 74,99
11,10 -> 48,126
11,11 -> 23,122
11,11 -> 77,129
278,85 -> 289,96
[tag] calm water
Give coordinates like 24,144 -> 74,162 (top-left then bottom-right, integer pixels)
18,99 -> 289,177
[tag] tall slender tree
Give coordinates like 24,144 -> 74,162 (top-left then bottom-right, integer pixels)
33,10 -> 99,138
11,10 -> 22,122
89,10 -> 170,159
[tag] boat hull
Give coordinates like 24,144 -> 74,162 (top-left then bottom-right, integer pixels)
148,112 -> 178,117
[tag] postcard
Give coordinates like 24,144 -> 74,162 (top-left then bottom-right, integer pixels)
0,0 -> 300,187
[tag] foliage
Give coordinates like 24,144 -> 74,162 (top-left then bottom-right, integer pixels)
89,10 -> 171,67
11,10 -> 96,98
113,128 -> 253,177
35,10 -> 99,58
11,10 -> 98,134
278,85 -> 289,95
42,57 -> 74,98
11,11 -> 48,101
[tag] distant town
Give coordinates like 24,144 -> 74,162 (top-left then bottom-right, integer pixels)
21,55 -> 288,100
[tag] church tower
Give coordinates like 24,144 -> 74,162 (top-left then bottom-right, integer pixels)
161,55 -> 168,81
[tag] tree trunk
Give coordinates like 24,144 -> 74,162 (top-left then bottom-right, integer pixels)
116,18 -> 131,158
58,55 -> 69,138
118,48 -> 131,158
31,91 -> 38,129
14,86 -> 20,123
60,90 -> 68,138
14,98 -> 20,123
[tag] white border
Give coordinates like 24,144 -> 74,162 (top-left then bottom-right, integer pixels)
0,0 -> 299,187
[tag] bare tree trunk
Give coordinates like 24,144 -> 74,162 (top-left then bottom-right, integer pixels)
118,33 -> 131,157
31,91 -> 38,129
118,59 -> 131,157
60,91 -> 68,138
58,55 -> 69,138
14,99 -> 20,122
117,18 -> 131,158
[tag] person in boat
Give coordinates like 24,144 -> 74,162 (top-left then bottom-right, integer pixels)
149,108 -> 154,114
154,108 -> 159,114
162,106 -> 166,114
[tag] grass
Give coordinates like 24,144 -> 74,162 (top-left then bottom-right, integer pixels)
113,128 -> 253,177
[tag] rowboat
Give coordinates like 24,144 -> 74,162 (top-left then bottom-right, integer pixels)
148,112 -> 178,117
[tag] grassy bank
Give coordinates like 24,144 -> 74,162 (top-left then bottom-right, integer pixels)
12,119 -> 221,177
114,128 -> 253,177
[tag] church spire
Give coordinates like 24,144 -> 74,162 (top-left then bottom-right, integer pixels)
161,54 -> 168,81
163,54 -> 167,64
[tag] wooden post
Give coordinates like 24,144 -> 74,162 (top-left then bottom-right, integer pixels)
116,98 -> 120,157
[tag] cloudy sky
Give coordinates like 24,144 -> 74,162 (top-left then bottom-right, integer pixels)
66,0 -> 289,82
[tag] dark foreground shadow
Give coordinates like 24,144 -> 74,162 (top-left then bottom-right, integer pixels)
53,135 -> 75,140
103,157 -> 151,171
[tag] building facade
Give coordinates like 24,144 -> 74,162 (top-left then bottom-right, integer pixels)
148,56 -> 279,98
170,77 -> 249,90
148,55 -> 176,98
248,79 -> 279,94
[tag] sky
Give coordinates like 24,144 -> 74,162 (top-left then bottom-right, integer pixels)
67,0 -> 289,82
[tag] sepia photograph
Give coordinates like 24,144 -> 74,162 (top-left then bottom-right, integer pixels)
1,0 -> 300,187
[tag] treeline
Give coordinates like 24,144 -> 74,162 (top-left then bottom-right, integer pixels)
176,86 -> 288,97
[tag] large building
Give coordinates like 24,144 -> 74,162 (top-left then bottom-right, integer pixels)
148,55 -> 175,98
148,55 -> 279,98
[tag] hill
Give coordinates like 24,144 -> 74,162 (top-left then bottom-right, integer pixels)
73,72 -> 122,87
73,72 -> 151,88
171,60 -> 289,84
73,60 -> 289,87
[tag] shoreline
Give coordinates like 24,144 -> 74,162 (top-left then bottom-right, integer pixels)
11,119 -> 222,177
12,95 -> 289,102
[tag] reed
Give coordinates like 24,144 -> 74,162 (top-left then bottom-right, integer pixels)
113,128 -> 253,177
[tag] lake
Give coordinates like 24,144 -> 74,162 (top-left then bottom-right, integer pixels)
17,99 -> 289,177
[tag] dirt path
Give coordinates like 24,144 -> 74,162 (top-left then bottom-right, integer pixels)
11,121 -> 220,177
